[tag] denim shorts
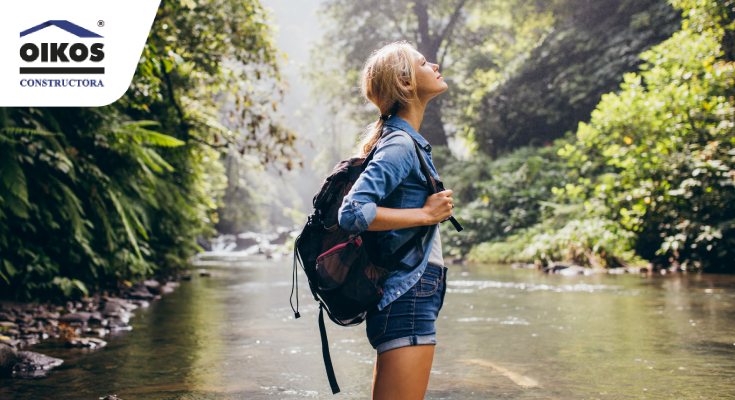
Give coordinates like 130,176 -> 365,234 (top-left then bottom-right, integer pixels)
365,263 -> 448,354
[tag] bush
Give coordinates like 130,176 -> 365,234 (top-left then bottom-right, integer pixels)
559,0 -> 735,271
441,143 -> 571,257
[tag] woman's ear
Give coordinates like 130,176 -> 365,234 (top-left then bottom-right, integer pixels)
397,77 -> 413,92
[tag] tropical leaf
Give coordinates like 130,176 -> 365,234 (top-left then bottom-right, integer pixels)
0,127 -> 57,136
138,130 -> 186,147
0,149 -> 29,209
92,197 -> 115,251
72,279 -> 89,297
3,260 -> 17,277
108,189 -> 143,260
143,148 -> 175,172
50,176 -> 86,237
113,121 -> 185,147
0,133 -> 19,144
118,193 -> 149,240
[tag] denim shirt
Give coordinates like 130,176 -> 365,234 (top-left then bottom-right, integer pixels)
338,116 -> 440,311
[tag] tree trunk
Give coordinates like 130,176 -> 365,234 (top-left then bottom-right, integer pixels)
414,0 -> 448,146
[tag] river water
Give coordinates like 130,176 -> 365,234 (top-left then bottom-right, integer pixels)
2,256 -> 734,399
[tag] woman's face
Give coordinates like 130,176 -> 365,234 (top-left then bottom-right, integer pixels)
410,49 -> 447,102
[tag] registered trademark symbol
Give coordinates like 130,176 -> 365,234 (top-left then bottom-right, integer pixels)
97,20 -> 104,27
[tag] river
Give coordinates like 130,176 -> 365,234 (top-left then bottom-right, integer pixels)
2,256 -> 734,399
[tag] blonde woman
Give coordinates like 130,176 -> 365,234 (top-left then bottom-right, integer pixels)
338,41 -> 454,400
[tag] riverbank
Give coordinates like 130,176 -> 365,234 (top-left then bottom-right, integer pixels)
0,276 -> 185,379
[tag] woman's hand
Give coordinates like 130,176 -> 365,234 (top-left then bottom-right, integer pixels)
421,189 -> 453,225
365,189 -> 454,231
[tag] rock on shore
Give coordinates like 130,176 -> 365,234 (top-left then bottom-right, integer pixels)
0,275 -> 184,379
14,351 -> 64,378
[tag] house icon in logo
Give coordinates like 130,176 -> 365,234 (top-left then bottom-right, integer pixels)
20,20 -> 103,38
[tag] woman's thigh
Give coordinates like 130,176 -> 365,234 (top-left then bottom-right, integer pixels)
372,344 -> 435,400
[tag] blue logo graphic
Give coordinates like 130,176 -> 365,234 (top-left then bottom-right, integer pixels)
20,20 -> 103,38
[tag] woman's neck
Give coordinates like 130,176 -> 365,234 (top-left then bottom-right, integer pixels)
396,100 -> 427,133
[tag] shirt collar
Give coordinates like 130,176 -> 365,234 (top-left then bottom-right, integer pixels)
383,116 -> 432,152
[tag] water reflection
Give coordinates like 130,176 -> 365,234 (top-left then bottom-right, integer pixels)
1,260 -> 734,399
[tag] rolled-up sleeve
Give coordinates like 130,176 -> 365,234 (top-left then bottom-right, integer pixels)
338,132 -> 415,233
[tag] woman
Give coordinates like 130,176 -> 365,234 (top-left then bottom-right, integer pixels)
338,41 -> 454,400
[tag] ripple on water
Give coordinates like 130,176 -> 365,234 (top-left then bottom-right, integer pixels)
456,316 -> 530,325
448,280 -> 621,293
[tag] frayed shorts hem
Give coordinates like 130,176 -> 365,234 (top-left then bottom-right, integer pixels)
376,334 -> 436,355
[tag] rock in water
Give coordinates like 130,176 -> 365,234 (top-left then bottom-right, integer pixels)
0,343 -> 17,377
66,337 -> 107,349
14,351 -> 64,378
558,265 -> 588,276
58,312 -> 92,324
143,280 -> 162,295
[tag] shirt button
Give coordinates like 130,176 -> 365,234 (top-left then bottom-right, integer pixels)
425,145 -> 430,150
396,291 -> 401,295
417,273 -> 421,277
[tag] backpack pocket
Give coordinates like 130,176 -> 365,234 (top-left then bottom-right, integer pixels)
316,237 -> 363,290
315,237 -> 385,320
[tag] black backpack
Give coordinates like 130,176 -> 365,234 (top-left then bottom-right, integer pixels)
290,129 -> 461,394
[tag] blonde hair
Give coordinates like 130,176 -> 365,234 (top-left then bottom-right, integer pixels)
355,41 -> 419,157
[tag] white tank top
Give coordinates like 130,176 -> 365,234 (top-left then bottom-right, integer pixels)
427,226 -> 444,267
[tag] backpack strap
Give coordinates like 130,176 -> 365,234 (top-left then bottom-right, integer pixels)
319,304 -> 340,394
412,141 -> 463,232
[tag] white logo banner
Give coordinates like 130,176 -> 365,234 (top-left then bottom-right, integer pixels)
0,0 -> 161,106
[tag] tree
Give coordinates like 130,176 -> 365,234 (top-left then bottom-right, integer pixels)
468,0 -> 681,157
314,0 -> 486,146
558,0 -> 735,271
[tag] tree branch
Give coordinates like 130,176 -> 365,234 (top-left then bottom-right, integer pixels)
437,0 -> 469,49
382,9 -> 407,38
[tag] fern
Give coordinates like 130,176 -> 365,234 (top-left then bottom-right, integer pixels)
108,189 -> 143,260
0,149 -> 29,212
0,133 -> 19,144
143,148 -> 175,171
0,127 -> 57,136
93,197 -> 115,252
112,121 -> 185,147
118,193 -> 149,240
138,130 -> 186,147
50,176 -> 85,237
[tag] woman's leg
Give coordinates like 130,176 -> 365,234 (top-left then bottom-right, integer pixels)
372,344 -> 435,400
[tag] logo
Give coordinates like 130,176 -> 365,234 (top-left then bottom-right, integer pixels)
0,0 -> 162,107
19,20 -> 104,75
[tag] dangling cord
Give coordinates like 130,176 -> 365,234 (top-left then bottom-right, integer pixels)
290,236 -> 301,319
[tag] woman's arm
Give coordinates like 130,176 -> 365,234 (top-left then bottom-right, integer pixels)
367,190 -> 454,231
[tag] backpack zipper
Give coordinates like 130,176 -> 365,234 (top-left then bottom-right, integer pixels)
317,237 -> 361,260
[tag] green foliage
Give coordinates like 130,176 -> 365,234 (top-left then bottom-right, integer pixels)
517,217 -> 643,268
468,0 -> 681,156
451,0 -> 735,273
556,0 -> 735,271
0,0 -> 297,299
440,143 -> 571,257
126,0 -> 298,167
0,108 -> 186,299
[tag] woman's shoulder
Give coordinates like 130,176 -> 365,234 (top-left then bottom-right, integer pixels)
371,129 -> 416,171
378,128 -> 414,150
